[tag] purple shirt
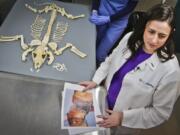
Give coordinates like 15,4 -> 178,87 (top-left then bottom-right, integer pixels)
107,48 -> 152,109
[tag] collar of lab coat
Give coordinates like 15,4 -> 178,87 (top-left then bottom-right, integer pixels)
122,49 -> 160,71
146,53 -> 160,70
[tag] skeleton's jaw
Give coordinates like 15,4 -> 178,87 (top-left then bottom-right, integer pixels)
32,45 -> 48,69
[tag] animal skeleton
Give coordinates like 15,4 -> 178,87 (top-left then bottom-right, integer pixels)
0,3 -> 87,70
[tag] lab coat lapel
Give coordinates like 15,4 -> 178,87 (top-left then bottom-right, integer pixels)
147,53 -> 159,70
134,52 -> 159,71
120,49 -> 159,72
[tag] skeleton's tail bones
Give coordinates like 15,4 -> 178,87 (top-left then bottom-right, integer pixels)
25,3 -> 85,19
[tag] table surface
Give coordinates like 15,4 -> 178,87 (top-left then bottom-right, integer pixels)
0,1 -> 100,135
0,72 -> 69,135
0,0 -> 96,83
0,72 -> 107,135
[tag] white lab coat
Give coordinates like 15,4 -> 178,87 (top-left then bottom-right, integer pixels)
92,32 -> 180,129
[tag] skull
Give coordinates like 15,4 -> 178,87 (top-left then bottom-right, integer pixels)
32,46 -> 48,69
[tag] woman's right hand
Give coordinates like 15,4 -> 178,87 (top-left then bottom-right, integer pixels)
79,81 -> 97,90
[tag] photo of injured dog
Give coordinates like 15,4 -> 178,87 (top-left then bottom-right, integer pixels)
62,83 -> 97,128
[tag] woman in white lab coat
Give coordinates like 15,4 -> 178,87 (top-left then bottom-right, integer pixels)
80,4 -> 180,135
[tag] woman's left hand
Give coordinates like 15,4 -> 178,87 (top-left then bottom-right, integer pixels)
97,109 -> 123,128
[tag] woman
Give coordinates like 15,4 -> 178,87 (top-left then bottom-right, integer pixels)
89,0 -> 138,64
81,4 -> 180,135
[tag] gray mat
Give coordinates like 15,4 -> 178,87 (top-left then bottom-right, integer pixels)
0,72 -> 68,135
0,0 -> 96,82
0,72 -> 107,135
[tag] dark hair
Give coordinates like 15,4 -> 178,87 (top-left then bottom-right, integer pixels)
127,4 -> 175,62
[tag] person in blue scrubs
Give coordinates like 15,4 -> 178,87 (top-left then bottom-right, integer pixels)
90,0 -> 138,65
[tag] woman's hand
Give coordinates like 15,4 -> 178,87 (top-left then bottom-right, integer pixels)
97,109 -> 123,128
79,81 -> 97,90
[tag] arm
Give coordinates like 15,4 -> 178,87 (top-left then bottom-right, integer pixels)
122,70 -> 180,129
110,0 -> 138,21
90,0 -> 138,25
97,68 -> 180,128
80,32 -> 132,90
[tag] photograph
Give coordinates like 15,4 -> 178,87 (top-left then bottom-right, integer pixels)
61,82 -> 101,129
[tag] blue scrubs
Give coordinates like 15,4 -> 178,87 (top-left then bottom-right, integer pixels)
92,0 -> 138,63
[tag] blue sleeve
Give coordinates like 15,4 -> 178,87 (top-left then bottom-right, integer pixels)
91,0 -> 100,10
110,0 -> 138,21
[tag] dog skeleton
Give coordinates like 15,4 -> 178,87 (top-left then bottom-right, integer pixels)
0,3 -> 87,69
